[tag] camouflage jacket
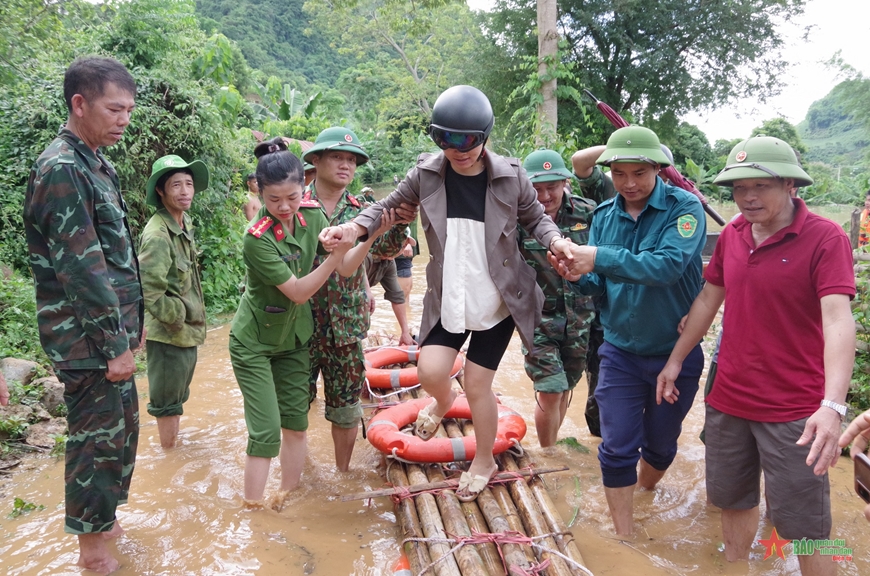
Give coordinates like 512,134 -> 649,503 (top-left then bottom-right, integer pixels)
23,128 -> 143,369
575,166 -> 616,205
139,208 -> 206,348
304,183 -> 407,346
518,193 -> 596,318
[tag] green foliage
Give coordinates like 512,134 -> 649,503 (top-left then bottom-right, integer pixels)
0,415 -> 29,439
851,265 -> 870,412
555,437 -> 590,453
485,0 -> 807,142
798,78 -> 870,166
7,497 -> 45,519
50,434 -> 68,457
0,266 -> 48,366
751,118 -> 807,154
664,122 -> 714,169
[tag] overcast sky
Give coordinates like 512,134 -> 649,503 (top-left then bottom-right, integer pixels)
467,0 -> 870,143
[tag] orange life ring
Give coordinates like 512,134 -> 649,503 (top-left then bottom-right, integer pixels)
367,396 -> 526,462
364,345 -> 463,390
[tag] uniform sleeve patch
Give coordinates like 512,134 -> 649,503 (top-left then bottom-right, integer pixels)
677,214 -> 698,238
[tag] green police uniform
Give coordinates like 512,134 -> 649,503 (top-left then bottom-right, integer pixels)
229,204 -> 329,458
23,127 -> 141,535
304,183 -> 408,427
139,208 -> 206,417
573,164 -> 616,436
519,192 -> 596,393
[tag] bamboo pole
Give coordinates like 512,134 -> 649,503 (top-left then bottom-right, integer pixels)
407,463 -> 463,576
389,462 -> 434,574
424,460 -> 492,576
475,485 -> 534,575
441,420 -> 504,576
500,453 -> 574,576
514,453 -> 587,571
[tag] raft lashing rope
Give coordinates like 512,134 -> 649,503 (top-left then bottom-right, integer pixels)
361,381 -> 592,575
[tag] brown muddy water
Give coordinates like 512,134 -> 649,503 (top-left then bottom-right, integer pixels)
2,228 -> 870,576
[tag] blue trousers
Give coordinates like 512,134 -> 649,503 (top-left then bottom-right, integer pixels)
595,341 -> 703,488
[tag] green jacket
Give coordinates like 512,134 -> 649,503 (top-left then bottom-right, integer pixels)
23,128 -> 143,369
139,208 -> 206,348
231,205 -> 329,354
304,184 -> 408,347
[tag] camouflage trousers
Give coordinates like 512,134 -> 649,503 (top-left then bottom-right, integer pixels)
56,369 -> 139,534
309,340 -> 364,428
523,311 -> 592,394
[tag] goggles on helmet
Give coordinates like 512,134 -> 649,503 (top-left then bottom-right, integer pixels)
429,125 -> 487,152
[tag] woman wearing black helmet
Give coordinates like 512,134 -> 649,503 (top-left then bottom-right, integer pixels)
333,85 -> 575,501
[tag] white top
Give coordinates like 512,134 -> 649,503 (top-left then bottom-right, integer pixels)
440,217 -> 509,333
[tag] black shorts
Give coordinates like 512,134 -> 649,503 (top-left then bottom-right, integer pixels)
422,315 -> 515,371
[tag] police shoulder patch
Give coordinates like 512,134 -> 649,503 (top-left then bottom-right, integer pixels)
248,215 -> 274,238
677,214 -> 698,238
346,193 -> 361,208
299,199 -> 320,209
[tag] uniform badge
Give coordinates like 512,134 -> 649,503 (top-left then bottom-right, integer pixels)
299,199 -> 320,209
248,216 -> 274,238
296,212 -> 307,227
344,134 -> 353,142
543,161 -> 552,170
677,214 -> 698,238
571,222 -> 588,231
273,223 -> 286,241
347,193 -> 361,208
735,151 -> 747,162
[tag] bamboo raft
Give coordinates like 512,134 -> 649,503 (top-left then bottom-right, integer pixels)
355,366 -> 592,576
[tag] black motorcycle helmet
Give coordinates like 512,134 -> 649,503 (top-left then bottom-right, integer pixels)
428,85 -> 494,152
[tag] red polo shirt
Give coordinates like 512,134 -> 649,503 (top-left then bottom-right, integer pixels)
705,199 -> 855,422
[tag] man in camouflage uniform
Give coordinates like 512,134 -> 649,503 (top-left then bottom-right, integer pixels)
302,127 -> 407,471
519,149 -> 596,447
22,56 -> 140,574
571,144 -> 618,437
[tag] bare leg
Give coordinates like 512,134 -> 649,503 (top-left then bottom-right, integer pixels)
461,360 -> 499,483
604,485 -> 635,535
279,429 -> 307,491
534,391 -> 569,448
721,507 -> 759,561
415,345 -> 460,422
397,275 -> 412,319
102,520 -> 124,539
332,424 -> 357,472
637,458 -> 666,490
77,533 -> 120,574
797,551 -> 837,576
156,415 -> 180,449
244,455 -> 272,501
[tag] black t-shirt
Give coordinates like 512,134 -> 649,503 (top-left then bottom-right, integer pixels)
445,164 -> 487,222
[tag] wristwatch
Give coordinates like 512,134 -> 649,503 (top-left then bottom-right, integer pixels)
820,399 -> 848,419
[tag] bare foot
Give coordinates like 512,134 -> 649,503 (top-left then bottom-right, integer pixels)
77,533 -> 120,574
267,490 -> 292,512
241,498 -> 264,510
101,520 -> 124,540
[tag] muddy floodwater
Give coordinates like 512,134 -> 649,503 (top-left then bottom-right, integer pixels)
2,230 -> 870,576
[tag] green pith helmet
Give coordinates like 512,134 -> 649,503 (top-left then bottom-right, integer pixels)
522,149 -> 575,183
302,127 -> 369,165
596,126 -> 672,167
713,136 -> 813,187
146,155 -> 209,207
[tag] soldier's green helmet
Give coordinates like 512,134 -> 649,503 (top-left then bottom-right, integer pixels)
713,136 -> 812,187
596,126 -> 672,167
302,127 -> 369,166
146,155 -> 209,207
522,149 -> 574,183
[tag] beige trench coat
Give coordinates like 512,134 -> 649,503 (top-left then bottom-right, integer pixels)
353,151 -> 561,349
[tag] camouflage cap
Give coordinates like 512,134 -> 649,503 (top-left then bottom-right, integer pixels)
596,126 -> 672,167
302,127 -> 370,166
713,136 -> 813,187
146,155 -> 209,206
522,149 -> 575,183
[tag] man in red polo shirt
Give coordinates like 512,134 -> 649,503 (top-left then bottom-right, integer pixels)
656,136 -> 855,576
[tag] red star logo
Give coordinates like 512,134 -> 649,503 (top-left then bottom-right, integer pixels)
758,527 -> 790,560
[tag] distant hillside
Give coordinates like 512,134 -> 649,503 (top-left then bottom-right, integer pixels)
195,0 -> 351,87
798,80 -> 870,165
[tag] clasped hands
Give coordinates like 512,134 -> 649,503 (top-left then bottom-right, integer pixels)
319,202 -> 418,252
547,239 -> 596,281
